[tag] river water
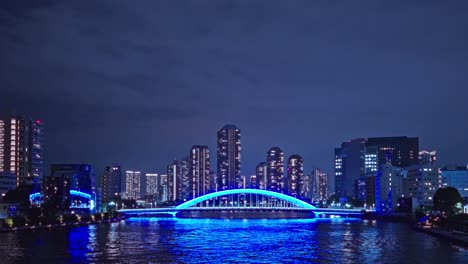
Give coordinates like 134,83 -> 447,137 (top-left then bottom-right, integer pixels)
0,218 -> 466,263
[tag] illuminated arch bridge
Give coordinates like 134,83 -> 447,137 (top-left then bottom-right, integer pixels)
118,189 -> 371,218
176,189 -> 316,209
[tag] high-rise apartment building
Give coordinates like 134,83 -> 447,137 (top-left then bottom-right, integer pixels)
217,125 -> 241,190
311,169 -> 328,202
267,147 -> 284,193
159,174 -> 168,202
124,170 -> 141,200
180,157 -> 191,201
250,175 -> 258,189
190,145 -> 210,198
256,162 -> 268,190
146,173 -> 158,197
100,165 -> 122,202
167,158 -> 190,202
0,116 -> 44,186
287,154 -> 304,198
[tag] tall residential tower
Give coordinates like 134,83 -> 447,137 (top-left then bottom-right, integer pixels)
217,125 -> 241,190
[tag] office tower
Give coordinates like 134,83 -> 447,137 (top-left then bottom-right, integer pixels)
190,145 -> 210,198
375,163 -> 405,212
334,138 -> 366,199
250,175 -> 258,189
43,164 -> 96,212
407,151 -> 441,207
364,146 -> 378,175
256,162 -> 268,190
441,165 -> 468,199
217,124 -> 241,190
146,173 -> 158,197
100,165 -> 122,202
287,154 -> 304,198
267,147 -> 284,193
311,168 -> 328,202
0,116 -> 44,186
124,170 -> 141,200
366,136 -> 419,168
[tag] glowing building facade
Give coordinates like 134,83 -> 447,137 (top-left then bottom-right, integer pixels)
190,145 -> 210,198
267,147 -> 284,193
287,154 -> 304,198
124,170 -> 141,200
217,125 -> 241,190
0,116 -> 44,186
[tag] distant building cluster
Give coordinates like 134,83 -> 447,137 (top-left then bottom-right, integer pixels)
333,136 -> 468,213
0,114 -> 467,217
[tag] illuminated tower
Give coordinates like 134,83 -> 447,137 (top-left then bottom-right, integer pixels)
287,154 -> 304,198
267,147 -> 284,193
100,165 -> 122,202
217,125 -> 241,190
0,116 -> 44,186
190,145 -> 210,198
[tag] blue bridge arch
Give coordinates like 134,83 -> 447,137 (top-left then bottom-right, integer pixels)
176,189 -> 316,209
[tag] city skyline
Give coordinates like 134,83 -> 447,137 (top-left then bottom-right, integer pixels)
1,1 -> 467,176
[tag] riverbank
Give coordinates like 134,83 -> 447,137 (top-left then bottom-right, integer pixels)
0,216 -> 126,233
412,225 -> 468,247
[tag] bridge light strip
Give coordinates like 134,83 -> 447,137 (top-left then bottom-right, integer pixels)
176,189 -> 316,209
69,190 -> 92,200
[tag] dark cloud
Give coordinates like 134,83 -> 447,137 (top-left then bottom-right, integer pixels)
1,0 -> 468,175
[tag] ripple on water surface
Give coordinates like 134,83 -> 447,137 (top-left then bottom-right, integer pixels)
0,218 -> 467,263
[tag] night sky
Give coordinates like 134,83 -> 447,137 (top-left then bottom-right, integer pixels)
1,1 -> 468,177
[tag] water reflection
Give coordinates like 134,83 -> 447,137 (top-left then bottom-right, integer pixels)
0,218 -> 466,263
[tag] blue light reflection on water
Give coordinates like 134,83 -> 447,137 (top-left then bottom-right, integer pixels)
0,218 -> 467,263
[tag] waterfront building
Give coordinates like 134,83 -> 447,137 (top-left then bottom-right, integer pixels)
146,173 -> 158,197
180,157 -> 191,201
311,169 -> 328,202
335,136 -> 418,200
99,165 -> 122,202
43,164 -> 96,212
375,163 -> 405,212
190,145 -> 210,198
124,170 -> 141,200
217,124 -> 241,190
159,174 -> 168,202
267,147 -> 284,193
407,151 -> 441,207
334,138 -> 366,199
256,162 -> 268,190
167,159 -> 190,202
287,154 -> 304,198
441,164 -> 468,199
0,116 -> 44,186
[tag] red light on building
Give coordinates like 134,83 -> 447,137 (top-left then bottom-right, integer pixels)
36,120 -> 41,124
